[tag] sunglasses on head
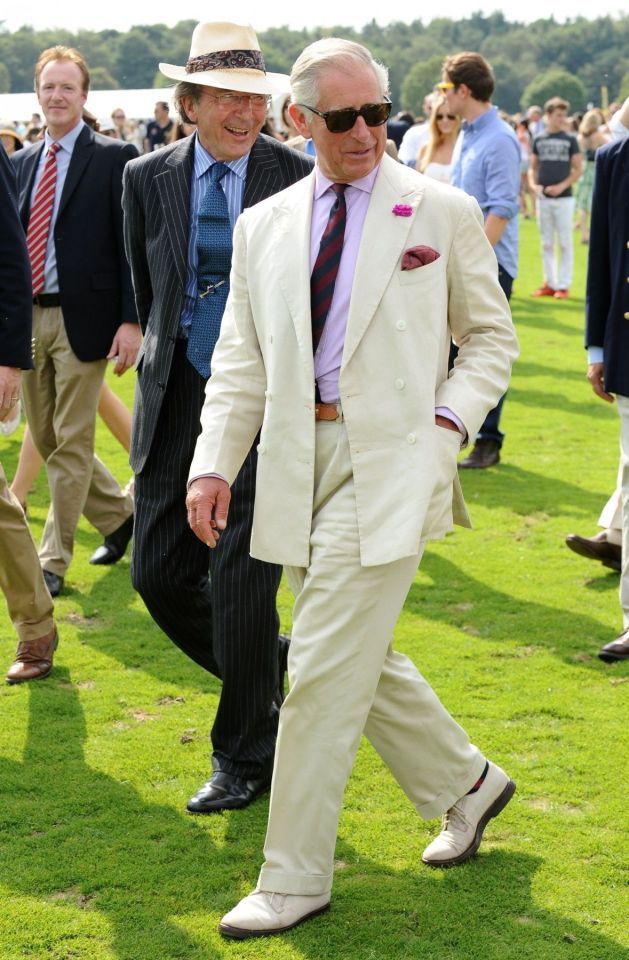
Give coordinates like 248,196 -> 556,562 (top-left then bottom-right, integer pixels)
298,98 -> 392,133
436,113 -> 457,121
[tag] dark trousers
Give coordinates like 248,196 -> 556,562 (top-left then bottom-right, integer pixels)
450,263 -> 513,447
132,341 -> 282,779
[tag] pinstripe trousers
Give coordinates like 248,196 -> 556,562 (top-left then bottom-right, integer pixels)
132,341 -> 282,778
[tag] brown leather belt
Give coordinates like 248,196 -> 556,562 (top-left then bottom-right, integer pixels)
314,402 -> 343,422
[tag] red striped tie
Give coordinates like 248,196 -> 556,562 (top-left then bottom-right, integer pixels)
310,183 -> 347,352
26,142 -> 60,296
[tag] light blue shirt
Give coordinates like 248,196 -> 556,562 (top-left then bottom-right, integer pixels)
450,106 -> 520,280
32,119 -> 86,293
180,133 -> 249,334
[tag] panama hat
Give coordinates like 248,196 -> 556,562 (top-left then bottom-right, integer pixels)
159,22 -> 286,95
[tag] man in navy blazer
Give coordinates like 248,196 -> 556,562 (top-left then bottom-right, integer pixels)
585,134 -> 629,662
12,45 -> 139,597
0,140 -> 59,683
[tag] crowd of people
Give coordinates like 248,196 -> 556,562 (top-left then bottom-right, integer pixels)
1,20 -> 627,941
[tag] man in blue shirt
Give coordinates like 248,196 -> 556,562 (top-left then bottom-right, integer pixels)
440,52 -> 520,468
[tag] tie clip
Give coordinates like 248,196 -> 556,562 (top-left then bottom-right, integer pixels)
199,280 -> 226,299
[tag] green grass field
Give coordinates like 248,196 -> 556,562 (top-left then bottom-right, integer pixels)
1,220 -> 627,960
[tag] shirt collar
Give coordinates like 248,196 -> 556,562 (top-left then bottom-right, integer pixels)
313,162 -> 380,200
44,118 -> 85,154
193,132 -> 249,181
462,105 -> 498,134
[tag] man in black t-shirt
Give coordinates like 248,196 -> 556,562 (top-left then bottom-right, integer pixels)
529,97 -> 582,299
143,101 -> 174,152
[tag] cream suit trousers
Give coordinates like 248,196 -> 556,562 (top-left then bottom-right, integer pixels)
0,462 -> 54,642
21,307 -> 133,576
258,421 -> 485,896
616,396 -> 629,626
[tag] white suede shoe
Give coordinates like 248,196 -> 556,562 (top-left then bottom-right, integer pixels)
219,889 -> 331,939
422,761 -> 516,867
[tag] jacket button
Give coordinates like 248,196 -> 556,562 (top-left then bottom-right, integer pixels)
158,381 -> 165,389
396,319 -> 407,330
395,378 -> 405,390
406,433 -> 416,444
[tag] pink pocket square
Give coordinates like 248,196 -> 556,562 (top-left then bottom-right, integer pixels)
401,245 -> 440,270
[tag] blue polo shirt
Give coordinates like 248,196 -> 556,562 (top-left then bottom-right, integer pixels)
450,106 -> 520,279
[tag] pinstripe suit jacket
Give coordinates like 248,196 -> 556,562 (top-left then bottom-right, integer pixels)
122,133 -> 313,473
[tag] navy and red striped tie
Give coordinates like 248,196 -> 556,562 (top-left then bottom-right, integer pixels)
310,183 -> 347,352
26,142 -> 60,296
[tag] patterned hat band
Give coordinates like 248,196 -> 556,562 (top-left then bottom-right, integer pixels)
185,49 -> 266,75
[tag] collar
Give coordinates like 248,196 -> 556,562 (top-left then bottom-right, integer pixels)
193,131 -> 249,181
461,105 -> 498,134
313,162 -> 380,200
44,118 -> 85,154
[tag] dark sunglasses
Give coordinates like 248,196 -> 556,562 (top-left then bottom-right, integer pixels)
436,113 -> 457,121
297,98 -> 392,133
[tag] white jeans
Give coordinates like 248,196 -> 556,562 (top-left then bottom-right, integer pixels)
537,195 -> 575,290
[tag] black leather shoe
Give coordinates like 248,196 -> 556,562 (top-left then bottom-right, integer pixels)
565,532 -> 621,572
43,569 -> 64,597
89,514 -> 134,566
458,439 -> 501,469
598,629 -> 629,663
187,771 -> 271,813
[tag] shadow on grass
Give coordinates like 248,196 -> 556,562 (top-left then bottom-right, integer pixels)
407,552 -> 613,667
0,671 -> 263,959
1,675 -> 623,960
319,842 -> 623,960
458,462 -> 610,519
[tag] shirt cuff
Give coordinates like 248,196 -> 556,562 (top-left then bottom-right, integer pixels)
587,346 -> 604,364
435,406 -> 467,441
187,472 -> 228,490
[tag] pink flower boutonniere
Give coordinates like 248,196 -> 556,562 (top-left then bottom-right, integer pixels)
392,203 -> 413,217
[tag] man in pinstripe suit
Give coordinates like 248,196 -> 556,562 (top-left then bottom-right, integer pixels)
122,22 -> 313,813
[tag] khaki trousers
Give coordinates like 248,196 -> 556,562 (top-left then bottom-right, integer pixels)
0,462 -> 54,642
258,421 -> 484,896
21,307 -> 133,576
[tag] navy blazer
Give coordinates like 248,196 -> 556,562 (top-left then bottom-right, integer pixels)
0,142 -> 33,369
12,124 -> 139,363
585,136 -> 629,397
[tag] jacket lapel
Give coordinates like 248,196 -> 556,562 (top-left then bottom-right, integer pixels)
155,137 -> 194,288
273,171 -> 317,378
244,136 -> 285,207
57,124 -> 93,219
16,143 -> 44,226
342,155 -> 425,369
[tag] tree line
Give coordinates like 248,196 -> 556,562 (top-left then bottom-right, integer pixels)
1,13 -> 628,115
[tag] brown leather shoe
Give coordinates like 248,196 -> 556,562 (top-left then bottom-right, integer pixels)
598,629 -> 629,663
6,627 -> 58,684
458,440 -> 500,469
565,532 -> 621,571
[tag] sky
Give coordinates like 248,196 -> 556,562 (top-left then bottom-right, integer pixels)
2,0 -> 626,34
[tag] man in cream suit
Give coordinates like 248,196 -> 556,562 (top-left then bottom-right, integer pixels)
187,38 -> 519,938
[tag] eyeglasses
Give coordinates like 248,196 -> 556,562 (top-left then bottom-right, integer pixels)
436,82 -> 455,91
297,98 -> 392,133
436,114 -> 457,121
202,92 -> 271,109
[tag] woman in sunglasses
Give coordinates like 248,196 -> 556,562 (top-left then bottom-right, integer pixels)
416,96 -> 461,184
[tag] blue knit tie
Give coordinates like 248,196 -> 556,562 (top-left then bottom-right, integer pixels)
186,162 -> 232,379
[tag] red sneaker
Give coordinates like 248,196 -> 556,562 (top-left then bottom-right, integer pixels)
553,289 -> 570,299
531,284 -> 556,297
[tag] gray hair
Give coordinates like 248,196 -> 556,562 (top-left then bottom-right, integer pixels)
173,81 -> 202,124
290,38 -> 389,109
